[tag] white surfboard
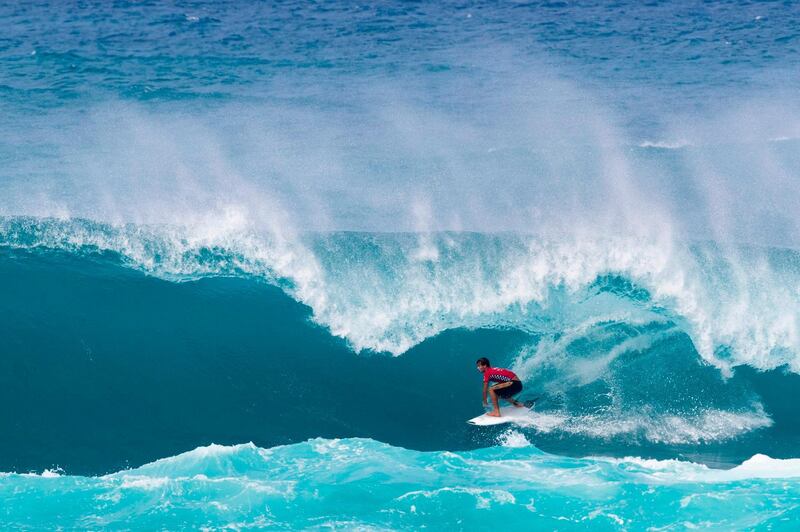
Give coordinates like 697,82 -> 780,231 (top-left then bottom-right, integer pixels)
467,405 -> 534,426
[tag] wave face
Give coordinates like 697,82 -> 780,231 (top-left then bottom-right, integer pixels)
2,219 -> 800,476
3,438 -> 800,530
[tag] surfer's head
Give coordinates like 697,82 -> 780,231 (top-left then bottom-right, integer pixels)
476,357 -> 490,372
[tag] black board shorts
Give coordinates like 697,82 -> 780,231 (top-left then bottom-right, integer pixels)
493,380 -> 522,398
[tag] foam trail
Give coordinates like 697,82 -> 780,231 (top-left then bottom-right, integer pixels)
520,408 -> 772,445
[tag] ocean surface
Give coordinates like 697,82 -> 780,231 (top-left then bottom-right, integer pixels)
2,1 -> 800,529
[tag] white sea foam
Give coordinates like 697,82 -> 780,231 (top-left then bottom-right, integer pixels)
397,487 -> 516,509
119,476 -> 169,489
638,139 -> 692,149
521,408 -> 772,444
602,453 -> 800,483
497,430 -> 532,448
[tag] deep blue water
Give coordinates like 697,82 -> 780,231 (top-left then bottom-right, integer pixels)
2,1 -> 800,529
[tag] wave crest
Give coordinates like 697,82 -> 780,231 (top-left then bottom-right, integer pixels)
2,216 -> 798,373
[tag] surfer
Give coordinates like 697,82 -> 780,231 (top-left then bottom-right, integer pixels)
476,357 -> 524,417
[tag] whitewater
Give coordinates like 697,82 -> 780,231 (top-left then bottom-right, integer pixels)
2,0 -> 800,529
4,438 -> 800,529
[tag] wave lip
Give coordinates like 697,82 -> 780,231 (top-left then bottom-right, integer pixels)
2,438 -> 799,529
2,216 -> 799,373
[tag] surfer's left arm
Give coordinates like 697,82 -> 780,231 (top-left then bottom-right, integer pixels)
482,381 -> 489,406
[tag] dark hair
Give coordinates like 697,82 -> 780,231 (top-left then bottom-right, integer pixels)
476,357 -> 490,367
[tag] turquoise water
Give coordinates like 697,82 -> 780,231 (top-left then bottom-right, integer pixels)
2,1 -> 800,529
4,438 -> 800,530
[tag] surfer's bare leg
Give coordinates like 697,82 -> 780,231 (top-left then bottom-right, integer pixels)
487,388 -> 501,416
507,397 -> 524,407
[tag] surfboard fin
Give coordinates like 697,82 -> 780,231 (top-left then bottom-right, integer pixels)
522,396 -> 541,409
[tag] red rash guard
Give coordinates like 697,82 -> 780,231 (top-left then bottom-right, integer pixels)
483,367 -> 518,384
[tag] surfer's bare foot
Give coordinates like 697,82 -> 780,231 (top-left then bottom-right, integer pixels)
513,401 -> 525,408
487,410 -> 501,417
